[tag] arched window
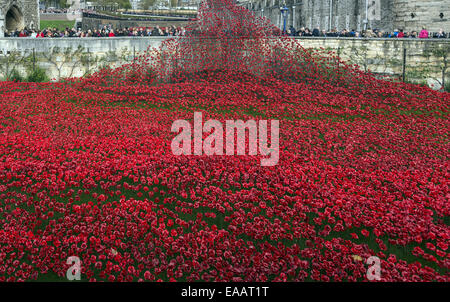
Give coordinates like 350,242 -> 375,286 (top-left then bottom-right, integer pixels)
5,5 -> 25,32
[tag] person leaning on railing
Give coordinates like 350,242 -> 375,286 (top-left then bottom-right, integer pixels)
419,27 -> 429,38
434,29 -> 447,38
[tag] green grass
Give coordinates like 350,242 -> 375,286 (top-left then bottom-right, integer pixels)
40,20 -> 76,31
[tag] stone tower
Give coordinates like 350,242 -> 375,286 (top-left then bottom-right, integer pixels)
0,0 -> 39,37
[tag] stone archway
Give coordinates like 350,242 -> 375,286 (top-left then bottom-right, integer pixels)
5,5 -> 24,32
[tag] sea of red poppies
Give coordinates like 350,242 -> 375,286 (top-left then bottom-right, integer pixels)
0,1 -> 449,282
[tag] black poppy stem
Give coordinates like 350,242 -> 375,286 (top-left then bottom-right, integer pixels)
402,48 -> 407,83
132,46 -> 136,79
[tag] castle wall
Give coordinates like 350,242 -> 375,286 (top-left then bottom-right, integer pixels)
22,0 -> 39,30
0,36 -> 448,90
245,0 -> 450,32
0,0 -> 39,37
392,0 -> 450,32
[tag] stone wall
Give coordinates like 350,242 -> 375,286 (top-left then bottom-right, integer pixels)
297,37 -> 450,89
0,37 -> 166,80
21,0 -> 39,30
243,0 -> 450,32
0,0 -> 39,37
298,0 -> 394,32
392,1 -> 450,32
0,37 -> 448,89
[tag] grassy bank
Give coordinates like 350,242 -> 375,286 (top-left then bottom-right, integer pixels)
40,20 -> 76,31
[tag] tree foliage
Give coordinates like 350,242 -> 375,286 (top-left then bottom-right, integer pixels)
95,0 -> 132,9
140,0 -> 158,9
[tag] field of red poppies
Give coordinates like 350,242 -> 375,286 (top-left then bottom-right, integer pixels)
0,1 -> 449,282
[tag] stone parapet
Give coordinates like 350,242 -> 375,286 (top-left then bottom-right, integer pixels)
0,36 -> 448,89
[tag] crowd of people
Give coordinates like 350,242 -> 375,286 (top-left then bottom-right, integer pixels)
4,26 -> 187,38
4,24 -> 448,39
40,8 -> 93,14
286,26 -> 448,39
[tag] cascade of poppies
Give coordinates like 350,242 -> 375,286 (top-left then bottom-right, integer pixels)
70,0 -> 383,90
155,0 -> 320,83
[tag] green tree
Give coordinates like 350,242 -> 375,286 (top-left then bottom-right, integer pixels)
117,0 -> 132,9
40,0 -> 70,8
140,0 -> 158,9
96,0 -> 132,9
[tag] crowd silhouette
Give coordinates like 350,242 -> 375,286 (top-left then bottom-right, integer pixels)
4,26 -> 187,38
286,26 -> 448,39
6,25 -> 448,39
